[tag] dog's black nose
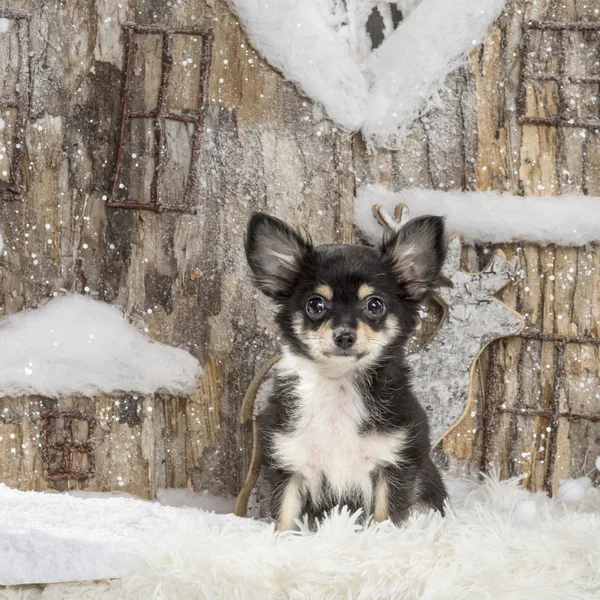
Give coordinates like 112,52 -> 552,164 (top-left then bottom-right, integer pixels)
334,330 -> 356,350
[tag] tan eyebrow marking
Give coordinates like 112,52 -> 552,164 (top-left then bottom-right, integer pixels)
358,283 -> 375,300
314,284 -> 333,301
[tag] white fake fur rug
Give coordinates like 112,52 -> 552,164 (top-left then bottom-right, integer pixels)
2,476 -> 600,599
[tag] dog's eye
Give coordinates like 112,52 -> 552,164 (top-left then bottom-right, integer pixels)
306,296 -> 326,318
366,296 -> 385,317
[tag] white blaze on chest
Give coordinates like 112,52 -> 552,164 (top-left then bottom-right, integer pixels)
273,352 -> 408,508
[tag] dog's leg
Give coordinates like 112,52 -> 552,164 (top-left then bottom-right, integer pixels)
374,473 -> 389,522
385,466 -> 419,524
276,474 -> 303,531
417,456 -> 448,515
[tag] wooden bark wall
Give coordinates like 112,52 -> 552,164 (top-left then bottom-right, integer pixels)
361,0 -> 600,494
0,0 -> 598,497
0,394 -> 180,497
0,0 -> 354,496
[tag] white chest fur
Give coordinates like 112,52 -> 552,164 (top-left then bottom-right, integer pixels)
273,352 -> 407,509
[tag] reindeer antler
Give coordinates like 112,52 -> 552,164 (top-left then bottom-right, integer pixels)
373,203 -> 410,231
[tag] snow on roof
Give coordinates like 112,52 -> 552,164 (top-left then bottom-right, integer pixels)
0,294 -> 202,398
227,0 -> 505,147
355,185 -> 600,246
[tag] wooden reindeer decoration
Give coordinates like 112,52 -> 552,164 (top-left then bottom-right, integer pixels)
235,202 -> 524,518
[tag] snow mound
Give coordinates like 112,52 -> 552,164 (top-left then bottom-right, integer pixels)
0,294 -> 201,398
0,483 -> 242,586
227,0 -> 505,147
355,185 -> 600,246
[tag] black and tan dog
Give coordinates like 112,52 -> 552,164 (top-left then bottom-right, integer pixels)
245,212 -> 447,530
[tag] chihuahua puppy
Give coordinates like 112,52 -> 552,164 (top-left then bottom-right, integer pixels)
245,212 -> 447,530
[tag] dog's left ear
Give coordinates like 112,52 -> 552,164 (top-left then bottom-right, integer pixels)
245,212 -> 313,302
381,215 -> 446,301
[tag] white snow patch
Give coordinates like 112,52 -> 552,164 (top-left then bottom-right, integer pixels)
355,185 -> 600,246
0,18 -> 10,34
0,116 -> 5,131
596,455 -> 600,472
0,483 -> 246,585
514,499 -> 537,521
0,294 -> 201,398
227,0 -> 505,146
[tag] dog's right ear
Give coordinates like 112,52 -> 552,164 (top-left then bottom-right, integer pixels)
381,215 -> 446,302
245,212 -> 312,301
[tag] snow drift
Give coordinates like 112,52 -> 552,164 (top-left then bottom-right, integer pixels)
355,185 -> 600,246
0,294 -> 201,398
0,483 -> 236,586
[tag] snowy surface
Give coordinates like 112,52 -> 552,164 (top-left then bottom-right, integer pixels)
227,0 -> 505,146
2,476 -> 600,595
355,185 -> 600,246
0,294 -> 201,398
0,484 -> 239,586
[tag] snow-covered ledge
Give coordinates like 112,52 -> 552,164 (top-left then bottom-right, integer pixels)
355,185 -> 600,246
0,294 -> 201,399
